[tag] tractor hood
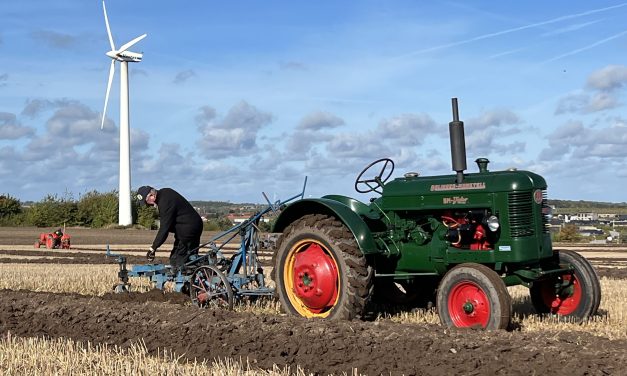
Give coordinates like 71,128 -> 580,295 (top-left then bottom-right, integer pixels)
380,169 -> 547,209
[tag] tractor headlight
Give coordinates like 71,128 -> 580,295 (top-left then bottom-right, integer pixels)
486,215 -> 500,232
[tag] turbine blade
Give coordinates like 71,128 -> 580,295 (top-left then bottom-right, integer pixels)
101,60 -> 116,129
118,33 -> 147,53
102,1 -> 115,50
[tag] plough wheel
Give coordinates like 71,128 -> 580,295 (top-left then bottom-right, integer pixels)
190,265 -> 234,310
437,263 -> 511,330
530,250 -> 601,319
272,214 -> 373,320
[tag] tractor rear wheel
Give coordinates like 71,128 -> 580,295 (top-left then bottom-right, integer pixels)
530,250 -> 601,319
272,214 -> 373,320
190,265 -> 234,310
436,263 -> 511,330
45,235 -> 55,249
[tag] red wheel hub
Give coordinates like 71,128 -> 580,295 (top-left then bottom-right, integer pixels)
448,281 -> 490,328
540,274 -> 582,315
291,243 -> 338,312
197,292 -> 208,303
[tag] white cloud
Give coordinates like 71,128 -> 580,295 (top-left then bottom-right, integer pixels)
21,99 -> 56,118
556,65 -> 627,114
555,93 -> 588,115
196,101 -> 273,159
465,109 -> 523,155
285,131 -> 334,158
0,112 -> 35,139
540,119 -> 627,162
30,30 -> 78,49
586,65 -> 627,91
279,61 -> 308,71
173,69 -> 197,84
587,92 -> 619,112
376,113 -> 438,146
298,111 -> 345,131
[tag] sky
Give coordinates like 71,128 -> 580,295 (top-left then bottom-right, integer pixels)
1,1 -> 627,204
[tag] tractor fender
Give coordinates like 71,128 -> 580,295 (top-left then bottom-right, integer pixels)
273,198 -> 379,254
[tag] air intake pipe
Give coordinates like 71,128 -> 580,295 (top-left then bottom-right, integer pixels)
449,98 -> 467,184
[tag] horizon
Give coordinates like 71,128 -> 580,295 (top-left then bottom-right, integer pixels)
10,192 -> 627,207
1,1 -> 627,203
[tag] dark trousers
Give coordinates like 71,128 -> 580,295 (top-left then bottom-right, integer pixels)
169,237 -> 200,270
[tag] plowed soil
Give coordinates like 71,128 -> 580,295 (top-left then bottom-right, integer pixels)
1,289 -> 625,375
1,227 -> 626,375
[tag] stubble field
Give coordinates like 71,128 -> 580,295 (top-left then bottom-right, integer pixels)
0,227 -> 626,375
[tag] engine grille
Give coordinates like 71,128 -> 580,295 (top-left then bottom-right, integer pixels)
508,192 -> 534,237
541,190 -> 550,233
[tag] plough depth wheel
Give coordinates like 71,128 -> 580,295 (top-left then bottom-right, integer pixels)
272,214 -> 373,320
530,250 -> 601,319
190,265 -> 234,310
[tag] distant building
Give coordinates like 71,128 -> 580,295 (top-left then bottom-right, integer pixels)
571,212 -> 598,222
611,217 -> 627,227
577,226 -> 603,236
226,213 -> 269,224
598,213 -> 619,220
598,213 -> 619,225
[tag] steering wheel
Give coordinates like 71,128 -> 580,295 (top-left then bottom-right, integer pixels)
355,158 -> 395,194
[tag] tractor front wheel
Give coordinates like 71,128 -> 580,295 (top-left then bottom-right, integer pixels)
437,263 -> 511,330
530,250 -> 601,319
272,214 -> 373,320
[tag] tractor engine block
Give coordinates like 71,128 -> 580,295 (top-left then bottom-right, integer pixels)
441,209 -> 494,250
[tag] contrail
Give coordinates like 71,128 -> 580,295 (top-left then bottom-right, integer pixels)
393,2 -> 627,59
542,29 -> 627,64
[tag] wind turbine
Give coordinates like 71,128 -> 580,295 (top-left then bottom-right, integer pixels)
100,0 -> 146,226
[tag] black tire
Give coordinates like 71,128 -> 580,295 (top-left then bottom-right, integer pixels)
571,250 -> 601,316
272,214 -> 373,320
436,263 -> 511,330
530,250 -> 601,319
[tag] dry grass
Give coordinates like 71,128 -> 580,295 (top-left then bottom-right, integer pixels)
0,264 -> 152,296
382,277 -> 627,340
508,278 -> 627,340
0,333 -> 310,376
0,263 -> 625,339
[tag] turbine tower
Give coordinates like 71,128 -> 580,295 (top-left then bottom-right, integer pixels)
100,1 -> 146,226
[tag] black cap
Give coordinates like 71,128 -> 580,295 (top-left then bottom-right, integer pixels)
136,186 -> 154,206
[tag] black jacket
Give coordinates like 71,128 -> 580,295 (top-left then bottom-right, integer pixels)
151,188 -> 203,250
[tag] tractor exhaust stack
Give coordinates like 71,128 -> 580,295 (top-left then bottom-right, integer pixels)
449,98 -> 467,184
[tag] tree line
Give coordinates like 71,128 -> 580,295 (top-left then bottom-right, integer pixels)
0,192 -> 244,231
548,199 -> 627,215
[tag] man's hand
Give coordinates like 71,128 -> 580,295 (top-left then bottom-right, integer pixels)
146,247 -> 156,262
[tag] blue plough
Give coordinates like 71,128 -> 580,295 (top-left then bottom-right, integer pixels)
106,178 -> 307,310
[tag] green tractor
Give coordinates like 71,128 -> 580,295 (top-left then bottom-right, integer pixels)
271,98 -> 601,330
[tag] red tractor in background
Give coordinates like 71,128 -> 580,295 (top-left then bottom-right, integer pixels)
34,229 -> 71,249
